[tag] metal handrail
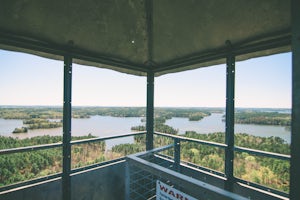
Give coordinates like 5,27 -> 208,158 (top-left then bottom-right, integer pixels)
234,146 -> 290,161
0,173 -> 62,193
235,177 -> 289,198
0,131 -> 147,192
154,131 -> 290,161
0,142 -> 63,155
0,131 -> 147,155
71,131 -> 146,145
153,131 -> 290,197
2,131 -> 289,165
127,151 -> 249,200
154,131 -> 227,149
0,130 -> 290,198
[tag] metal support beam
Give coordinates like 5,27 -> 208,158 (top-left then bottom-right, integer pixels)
146,71 -> 154,151
174,138 -> 181,172
145,0 -> 153,62
225,51 -> 235,191
125,162 -> 130,200
62,55 -> 72,200
0,30 -> 147,74
155,34 -> 290,75
290,0 -> 300,199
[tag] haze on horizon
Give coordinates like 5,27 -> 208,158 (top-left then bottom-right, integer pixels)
0,50 -> 291,109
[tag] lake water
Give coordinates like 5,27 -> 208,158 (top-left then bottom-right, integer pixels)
0,113 -> 291,148
0,116 -> 144,149
165,113 -> 291,143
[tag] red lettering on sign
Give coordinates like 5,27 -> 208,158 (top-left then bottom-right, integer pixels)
159,183 -> 189,200
159,184 -> 168,193
176,193 -> 188,200
169,190 -> 175,197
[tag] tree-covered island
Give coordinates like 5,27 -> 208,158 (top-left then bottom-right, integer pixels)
1,106 -> 291,127
12,118 -> 63,134
1,106 -> 212,134
0,106 -> 291,134
234,111 -> 291,126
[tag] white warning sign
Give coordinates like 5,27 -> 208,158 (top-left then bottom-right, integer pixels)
156,180 -> 197,200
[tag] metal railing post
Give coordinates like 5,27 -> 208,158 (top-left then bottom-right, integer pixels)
290,0 -> 300,199
62,55 -> 72,200
125,162 -> 130,200
225,45 -> 235,191
146,71 -> 154,151
174,138 -> 181,172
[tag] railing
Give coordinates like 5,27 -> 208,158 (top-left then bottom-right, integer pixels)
0,130 -> 290,199
126,145 -> 248,200
154,131 -> 290,198
0,131 -> 146,193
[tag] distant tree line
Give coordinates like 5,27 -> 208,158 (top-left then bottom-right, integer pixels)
1,107 -> 291,127
0,107 -> 63,119
234,112 -> 291,126
0,106 -> 213,121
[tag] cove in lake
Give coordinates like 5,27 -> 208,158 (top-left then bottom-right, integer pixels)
0,113 -> 291,148
0,116 -> 143,149
165,113 -> 291,143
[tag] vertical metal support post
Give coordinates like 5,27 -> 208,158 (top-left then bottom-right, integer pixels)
174,138 -> 181,172
146,71 -> 154,151
145,0 -> 154,151
225,53 -> 235,191
290,0 -> 300,199
125,162 -> 130,200
62,55 -> 72,200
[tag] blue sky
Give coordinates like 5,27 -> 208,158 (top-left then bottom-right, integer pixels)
0,49 -> 291,108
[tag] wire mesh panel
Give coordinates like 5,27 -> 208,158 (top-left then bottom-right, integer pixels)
128,148 -> 176,200
128,158 -> 182,200
126,147 -> 249,200
129,163 -> 156,200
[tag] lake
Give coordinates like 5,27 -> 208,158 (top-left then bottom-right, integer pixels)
0,113 -> 291,149
0,116 -> 143,149
165,113 -> 291,143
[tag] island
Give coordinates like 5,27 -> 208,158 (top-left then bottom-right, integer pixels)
12,118 -> 62,134
12,127 -> 28,133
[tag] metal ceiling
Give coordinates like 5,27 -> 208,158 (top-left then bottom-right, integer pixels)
0,0 -> 291,76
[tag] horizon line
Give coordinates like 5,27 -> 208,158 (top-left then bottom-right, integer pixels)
0,104 -> 291,110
